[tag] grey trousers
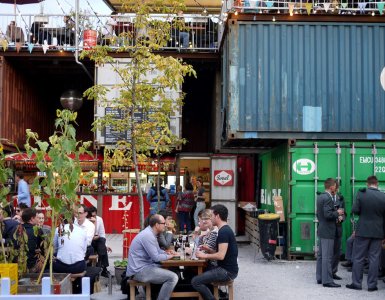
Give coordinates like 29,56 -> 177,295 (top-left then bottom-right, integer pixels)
332,235 -> 342,274
351,236 -> 382,289
316,238 -> 334,284
133,266 -> 178,300
345,235 -> 355,261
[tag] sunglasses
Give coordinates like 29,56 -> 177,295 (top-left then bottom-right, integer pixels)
16,209 -> 21,212
158,222 -> 166,225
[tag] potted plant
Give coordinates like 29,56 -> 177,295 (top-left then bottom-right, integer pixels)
113,260 -> 128,285
25,109 -> 93,286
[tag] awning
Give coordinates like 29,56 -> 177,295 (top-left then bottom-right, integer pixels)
5,153 -> 103,161
103,0 -> 222,13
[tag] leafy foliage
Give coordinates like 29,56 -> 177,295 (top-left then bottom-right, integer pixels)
81,0 -> 195,227
24,109 -> 93,282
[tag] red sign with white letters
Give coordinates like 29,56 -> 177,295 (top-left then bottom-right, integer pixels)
213,170 -> 234,186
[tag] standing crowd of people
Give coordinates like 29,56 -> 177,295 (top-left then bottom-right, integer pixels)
316,175 -> 385,292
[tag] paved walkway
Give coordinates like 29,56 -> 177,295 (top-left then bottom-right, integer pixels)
96,234 -> 385,300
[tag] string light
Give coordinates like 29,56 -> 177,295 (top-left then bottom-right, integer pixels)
272,16 -> 276,22
234,11 -> 238,16
372,11 -> 375,16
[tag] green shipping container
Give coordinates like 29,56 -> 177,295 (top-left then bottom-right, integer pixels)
260,140 -> 385,257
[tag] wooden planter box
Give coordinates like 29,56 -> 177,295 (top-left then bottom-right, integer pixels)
18,273 -> 72,294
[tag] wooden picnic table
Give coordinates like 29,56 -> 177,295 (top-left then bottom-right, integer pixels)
161,258 -> 207,299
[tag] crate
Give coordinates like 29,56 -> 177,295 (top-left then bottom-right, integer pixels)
18,273 -> 71,295
0,263 -> 18,295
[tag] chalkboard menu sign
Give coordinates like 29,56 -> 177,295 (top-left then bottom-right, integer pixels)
104,107 -> 146,144
104,107 -> 129,144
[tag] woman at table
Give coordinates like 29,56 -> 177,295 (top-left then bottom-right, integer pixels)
175,182 -> 195,233
190,209 -> 218,260
29,21 -> 52,45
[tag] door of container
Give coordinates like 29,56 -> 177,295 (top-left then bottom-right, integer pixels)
346,142 -> 385,231
211,156 -> 237,232
290,142 -> 345,255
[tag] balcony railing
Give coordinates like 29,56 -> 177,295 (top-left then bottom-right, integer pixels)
222,0 -> 385,15
0,13 -> 220,52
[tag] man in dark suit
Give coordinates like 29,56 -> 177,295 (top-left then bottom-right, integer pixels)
316,178 -> 345,288
331,182 -> 345,280
346,175 -> 385,292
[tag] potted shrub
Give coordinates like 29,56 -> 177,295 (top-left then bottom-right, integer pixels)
113,260 -> 128,285
25,109 -> 93,286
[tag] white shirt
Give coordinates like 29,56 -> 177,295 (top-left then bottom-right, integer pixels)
75,218 -> 95,246
54,224 -> 87,265
102,17 -> 117,37
94,216 -> 106,238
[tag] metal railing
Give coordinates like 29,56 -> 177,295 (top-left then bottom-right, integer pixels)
0,13 -> 221,52
223,0 -> 385,15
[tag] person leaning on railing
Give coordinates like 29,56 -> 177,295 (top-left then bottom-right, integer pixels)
6,21 -> 25,44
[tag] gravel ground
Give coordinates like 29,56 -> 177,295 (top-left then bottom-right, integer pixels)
97,235 -> 385,300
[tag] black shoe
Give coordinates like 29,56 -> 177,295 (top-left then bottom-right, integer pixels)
333,274 -> 342,280
100,270 -> 111,278
323,283 -> 341,288
317,280 -> 322,284
341,261 -> 352,268
346,283 -> 362,290
368,287 -> 378,292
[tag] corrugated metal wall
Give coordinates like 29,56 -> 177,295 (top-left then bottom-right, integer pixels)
0,57 -> 51,148
224,21 -> 385,139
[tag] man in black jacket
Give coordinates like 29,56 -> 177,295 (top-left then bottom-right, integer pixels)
347,175 -> 385,292
316,178 -> 344,288
331,182 -> 345,280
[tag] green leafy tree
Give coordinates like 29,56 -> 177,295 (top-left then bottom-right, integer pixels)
82,0 -> 195,227
25,109 -> 92,283
0,139 -> 13,263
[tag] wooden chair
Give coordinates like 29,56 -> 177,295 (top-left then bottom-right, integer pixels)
128,279 -> 151,300
212,280 -> 234,300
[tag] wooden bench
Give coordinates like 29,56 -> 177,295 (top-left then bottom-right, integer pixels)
212,280 -> 234,300
128,279 -> 151,300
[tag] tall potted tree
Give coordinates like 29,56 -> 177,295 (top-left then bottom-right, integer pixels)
81,0 -> 195,228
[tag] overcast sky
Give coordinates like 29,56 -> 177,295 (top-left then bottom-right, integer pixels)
0,0 -> 112,15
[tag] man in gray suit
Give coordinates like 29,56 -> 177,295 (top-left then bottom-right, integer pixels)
316,178 -> 345,287
346,175 -> 385,292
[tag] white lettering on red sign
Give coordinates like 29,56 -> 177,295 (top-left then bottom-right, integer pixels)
213,170 -> 234,186
109,195 -> 133,211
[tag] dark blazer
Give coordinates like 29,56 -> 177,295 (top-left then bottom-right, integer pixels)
334,193 -> 345,238
352,187 -> 385,239
317,192 -> 339,239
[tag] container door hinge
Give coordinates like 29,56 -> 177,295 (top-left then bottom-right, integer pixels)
288,213 -> 296,218
289,180 -> 296,185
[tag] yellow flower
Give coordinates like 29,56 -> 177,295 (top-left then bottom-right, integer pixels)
0,143 -> 3,152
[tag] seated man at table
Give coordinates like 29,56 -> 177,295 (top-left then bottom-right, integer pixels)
53,214 -> 87,274
191,204 -> 238,300
126,214 -> 179,300
0,204 -> 18,247
60,15 -> 75,45
157,209 -> 175,250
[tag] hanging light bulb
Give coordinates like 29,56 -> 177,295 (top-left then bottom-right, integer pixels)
272,16 -> 276,22
372,11 -> 375,16
235,11 -> 238,15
